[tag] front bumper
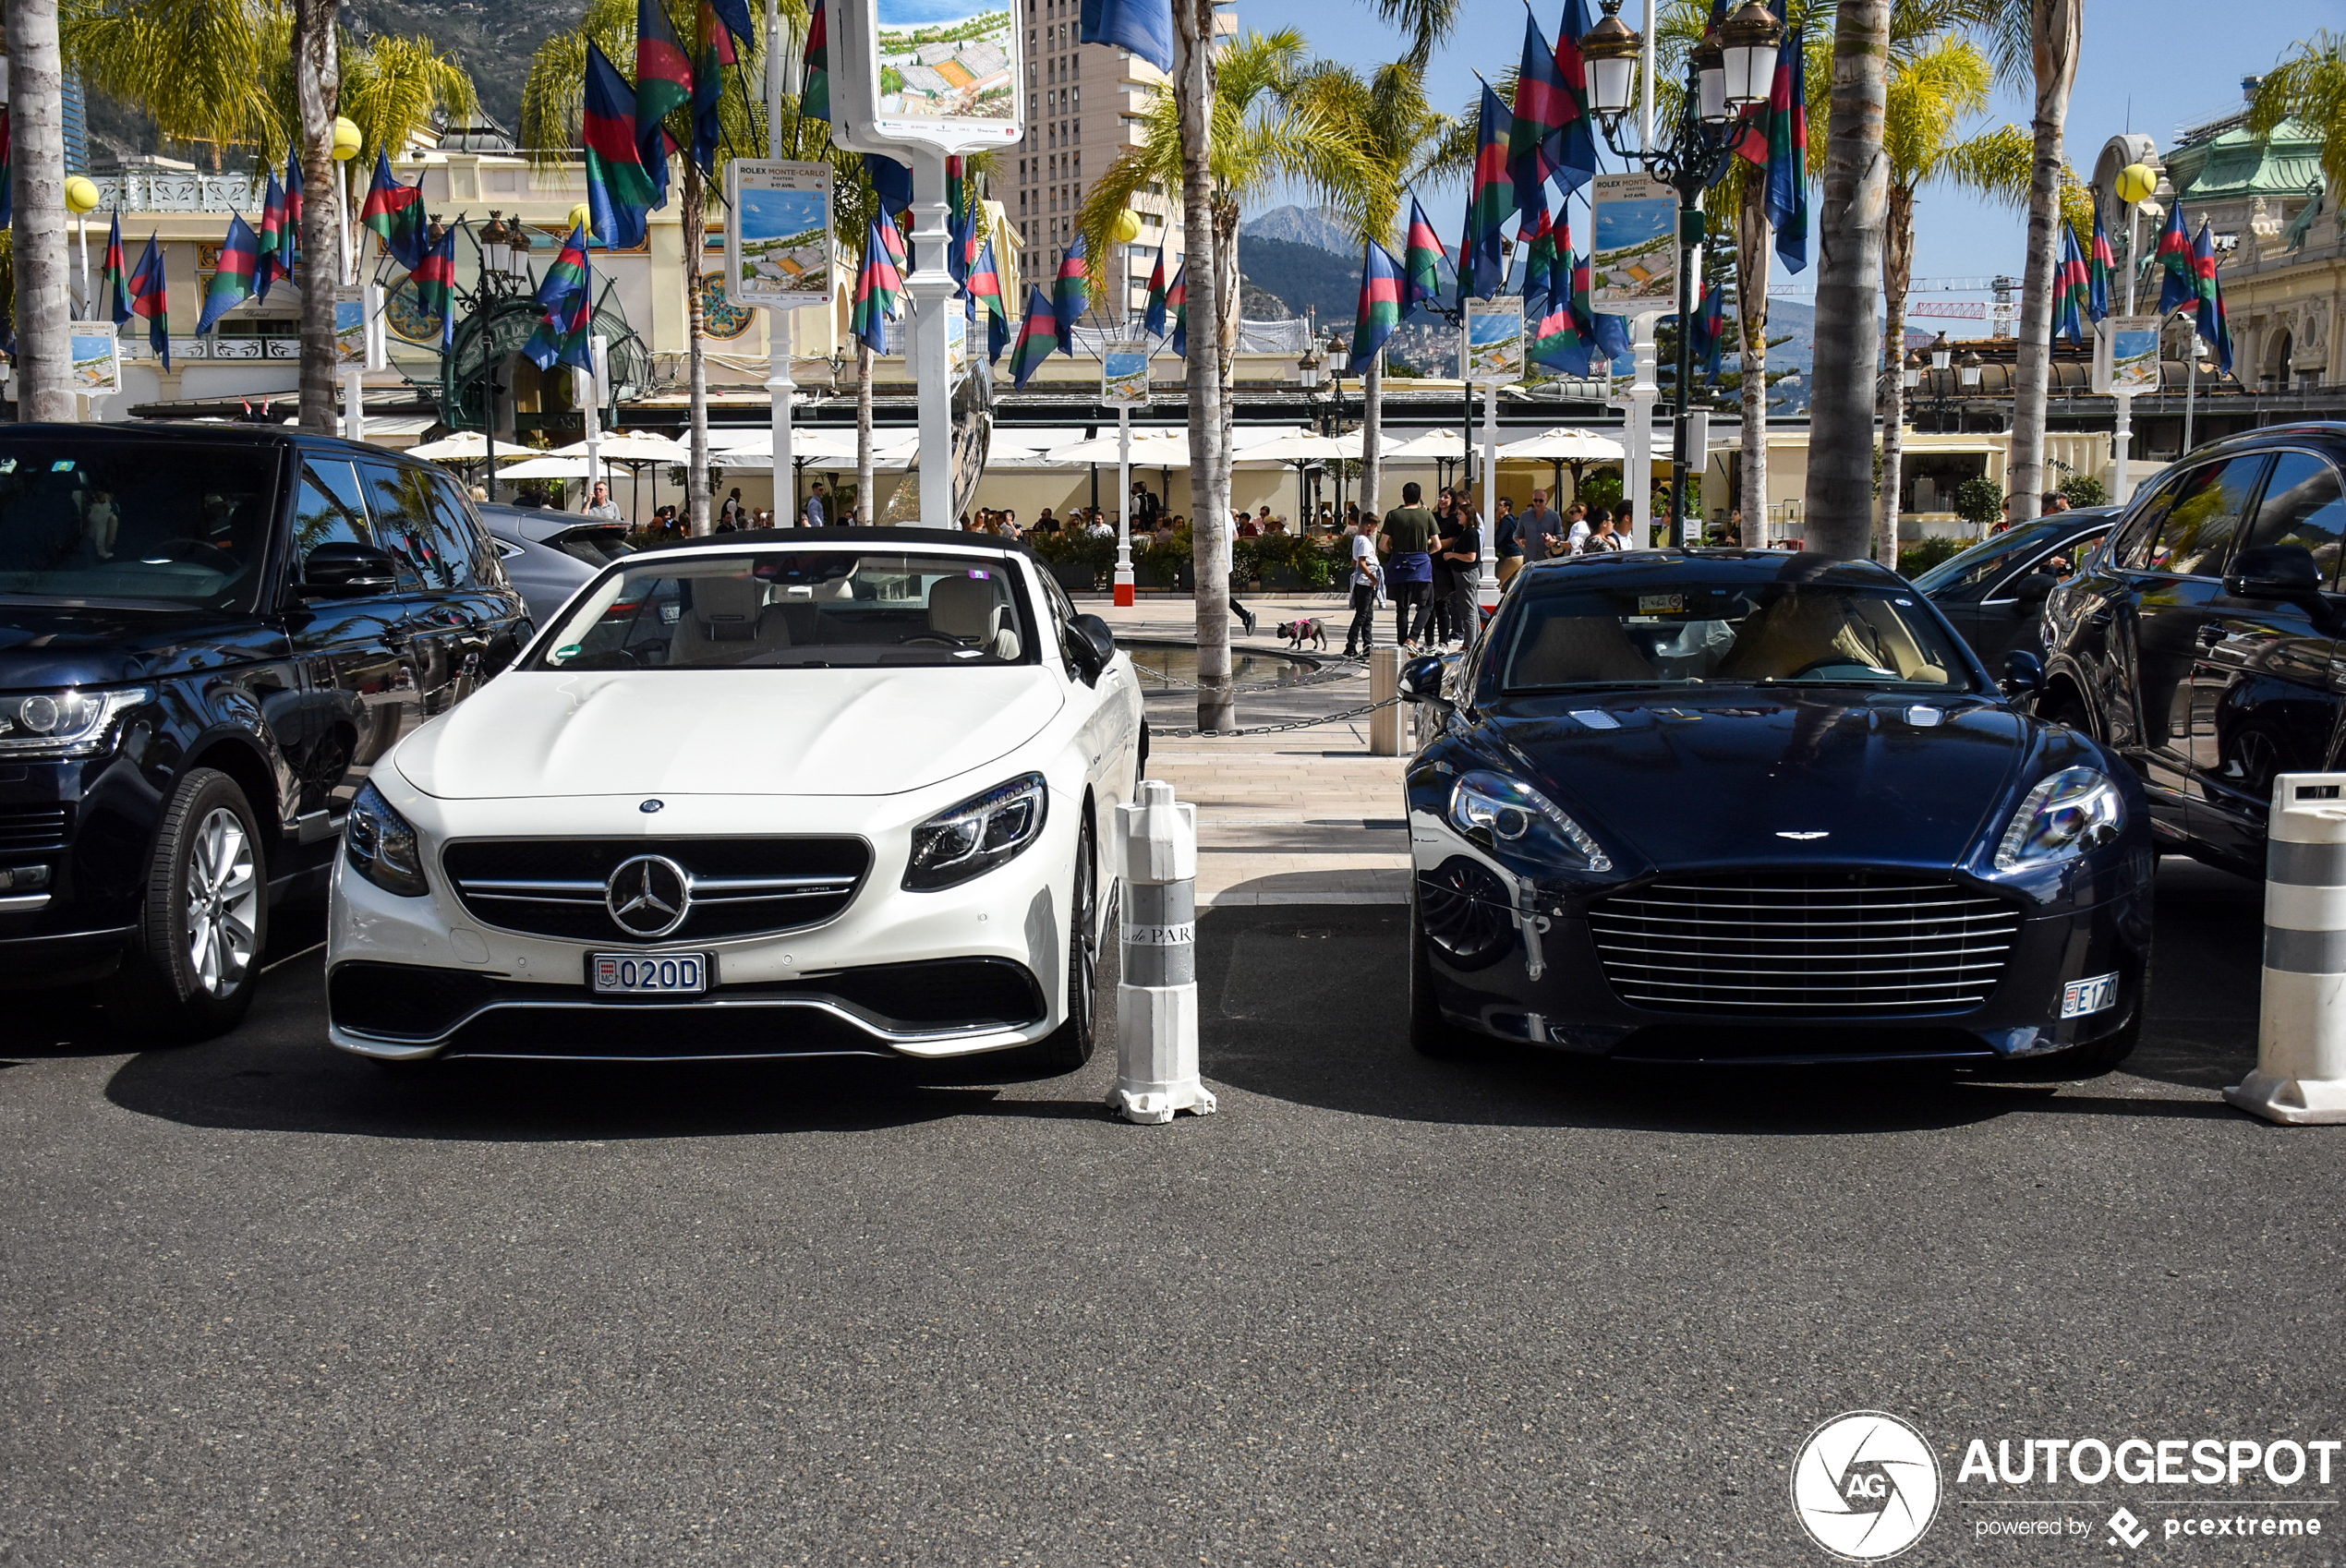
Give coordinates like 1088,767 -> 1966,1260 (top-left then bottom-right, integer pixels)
327,776 -> 1082,1063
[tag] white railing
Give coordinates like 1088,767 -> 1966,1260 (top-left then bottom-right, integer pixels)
91,172 -> 266,213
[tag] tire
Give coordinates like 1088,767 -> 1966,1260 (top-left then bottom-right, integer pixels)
2040,688 -> 2095,738
1409,892 -> 1480,1060
118,767 -> 271,1042
1135,719 -> 1151,782
1028,816 -> 1100,1072
2033,1013 -> 2140,1078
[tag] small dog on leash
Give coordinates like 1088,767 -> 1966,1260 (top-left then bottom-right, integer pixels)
1276,617 -> 1327,652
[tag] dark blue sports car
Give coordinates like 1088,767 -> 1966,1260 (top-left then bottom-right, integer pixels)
1397,550 -> 2155,1069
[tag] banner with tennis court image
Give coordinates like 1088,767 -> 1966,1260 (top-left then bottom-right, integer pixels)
726,160 -> 835,311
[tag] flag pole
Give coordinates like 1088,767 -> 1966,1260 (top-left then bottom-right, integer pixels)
2110,200 -> 2141,502
764,0 -> 798,525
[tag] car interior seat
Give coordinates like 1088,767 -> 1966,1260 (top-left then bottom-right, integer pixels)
671,575 -> 790,664
927,574 -> 1022,659
1716,591 -> 1881,681
1509,611 -> 1654,686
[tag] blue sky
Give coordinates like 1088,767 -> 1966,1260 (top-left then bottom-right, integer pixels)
741,190 -> 827,242
1234,0 -> 2340,298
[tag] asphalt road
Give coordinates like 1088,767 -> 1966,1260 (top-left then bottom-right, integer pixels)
5,857 -> 2343,1567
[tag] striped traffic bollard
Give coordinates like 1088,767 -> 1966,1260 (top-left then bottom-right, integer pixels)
2226,772 -> 2346,1126
1108,779 -> 1217,1125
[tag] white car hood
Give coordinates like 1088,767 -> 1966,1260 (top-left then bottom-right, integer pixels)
395,667 -> 1066,799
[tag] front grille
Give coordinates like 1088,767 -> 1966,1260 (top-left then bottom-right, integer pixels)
0,803 -> 71,855
1588,873 -> 2020,1018
441,838 -> 869,944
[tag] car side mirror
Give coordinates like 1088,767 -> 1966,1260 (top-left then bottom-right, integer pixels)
2012,572 -> 2060,604
1397,654 -> 1450,707
2223,544 -> 2324,601
2000,649 -> 2045,701
301,540 -> 401,597
1066,613 -> 1116,683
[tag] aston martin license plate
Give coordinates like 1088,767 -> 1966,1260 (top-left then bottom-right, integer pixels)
589,952 -> 711,995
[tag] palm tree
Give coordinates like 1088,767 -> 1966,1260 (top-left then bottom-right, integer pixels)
62,0 -> 281,168
1875,32 -> 2029,561
522,0 -> 767,535
1286,58 -> 1450,519
277,30 -> 478,166
292,0 -> 339,431
9,0 -> 74,420
1802,0 -> 1891,561
2250,32 -> 2346,192
1975,0 -> 2079,528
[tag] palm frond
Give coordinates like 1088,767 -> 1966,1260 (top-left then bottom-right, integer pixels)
2250,30 -> 2346,189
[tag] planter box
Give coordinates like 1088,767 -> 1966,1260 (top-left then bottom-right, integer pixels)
1048,560 -> 1096,591
1263,564 -> 1301,590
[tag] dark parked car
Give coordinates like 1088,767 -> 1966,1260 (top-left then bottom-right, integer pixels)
1913,507 -> 2116,664
2039,423 -> 2346,877
477,502 -> 632,624
1399,549 -> 2154,1071
0,423 -> 528,1035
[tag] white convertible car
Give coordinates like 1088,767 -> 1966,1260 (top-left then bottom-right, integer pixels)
325,529 -> 1144,1067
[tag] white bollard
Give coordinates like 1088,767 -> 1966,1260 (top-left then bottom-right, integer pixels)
1108,780 -> 1216,1125
2226,772 -> 2346,1126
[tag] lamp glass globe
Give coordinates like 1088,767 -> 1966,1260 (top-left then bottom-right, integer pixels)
331,117 -> 363,161
63,175 -> 101,214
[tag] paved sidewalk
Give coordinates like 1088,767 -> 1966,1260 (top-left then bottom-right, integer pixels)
1092,591 -> 1421,907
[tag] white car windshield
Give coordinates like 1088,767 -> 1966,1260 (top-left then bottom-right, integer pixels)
534,550 -> 1037,670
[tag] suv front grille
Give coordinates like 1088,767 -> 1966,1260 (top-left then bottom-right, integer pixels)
0,803 -> 72,855
1588,873 -> 2020,1018
441,838 -> 869,944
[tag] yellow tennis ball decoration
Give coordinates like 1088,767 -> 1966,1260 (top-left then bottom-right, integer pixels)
1111,208 -> 1144,245
2115,163 -> 2156,206
569,203 -> 594,235
63,175 -> 101,214
331,116 -> 363,160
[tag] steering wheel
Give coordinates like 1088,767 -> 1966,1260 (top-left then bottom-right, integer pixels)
1786,656 -> 1896,680
147,537 -> 239,568
899,633 -> 966,647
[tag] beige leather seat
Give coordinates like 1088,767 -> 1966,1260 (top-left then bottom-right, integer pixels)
1716,591 -> 1872,681
1510,613 -> 1653,686
670,575 -> 789,665
927,574 -> 1022,659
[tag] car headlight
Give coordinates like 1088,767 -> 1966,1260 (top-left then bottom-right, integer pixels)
0,686 -> 150,757
904,772 -> 1049,890
1448,769 -> 1612,873
345,780 -> 429,897
1992,766 -> 2125,871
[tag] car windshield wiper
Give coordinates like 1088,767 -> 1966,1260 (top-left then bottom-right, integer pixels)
1504,680 -> 1699,694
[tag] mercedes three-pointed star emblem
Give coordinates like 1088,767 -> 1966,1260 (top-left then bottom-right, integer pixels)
605,854 -> 692,938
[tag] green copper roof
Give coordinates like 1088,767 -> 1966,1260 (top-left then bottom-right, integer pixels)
2168,115 -> 2326,203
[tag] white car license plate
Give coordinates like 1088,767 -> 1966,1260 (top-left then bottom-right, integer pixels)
590,953 -> 711,995
2061,971 -> 2117,1019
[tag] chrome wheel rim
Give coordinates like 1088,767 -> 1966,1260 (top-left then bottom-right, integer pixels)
184,805 -> 258,998
1070,837 -> 1096,1041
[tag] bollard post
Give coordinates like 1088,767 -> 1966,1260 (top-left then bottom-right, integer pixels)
1110,780 -> 1217,1124
1369,645 -> 1402,756
2226,772 -> 2346,1125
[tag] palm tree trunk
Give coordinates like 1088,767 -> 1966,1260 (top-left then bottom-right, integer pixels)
1801,0 -> 1891,562
6,0 -> 73,421
292,0 -> 342,432
2006,0 -> 2079,528
854,341 -> 874,524
1736,195 -> 1771,537
683,159 -> 710,536
1176,0 -> 1231,732
1360,351 -> 1383,518
1877,184 -> 1914,566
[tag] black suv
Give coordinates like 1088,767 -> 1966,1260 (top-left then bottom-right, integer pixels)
0,424 -> 528,1034
2039,422 -> 2346,876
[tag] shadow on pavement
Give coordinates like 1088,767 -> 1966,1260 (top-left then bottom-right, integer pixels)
1197,855 -> 2263,1134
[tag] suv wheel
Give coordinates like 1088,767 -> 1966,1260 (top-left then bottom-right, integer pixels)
122,767 -> 271,1041
2040,688 -> 2095,738
1409,893 -> 1480,1059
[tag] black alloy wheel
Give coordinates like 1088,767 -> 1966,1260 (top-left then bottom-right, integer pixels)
1409,892 -> 1480,1060
121,767 -> 272,1041
1030,817 -> 1100,1071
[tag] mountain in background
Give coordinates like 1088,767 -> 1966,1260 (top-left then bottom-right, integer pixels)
1239,205 -> 1353,255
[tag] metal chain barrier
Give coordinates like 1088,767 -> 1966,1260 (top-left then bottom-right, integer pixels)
1153,693 -> 1407,740
1131,655 -> 1371,695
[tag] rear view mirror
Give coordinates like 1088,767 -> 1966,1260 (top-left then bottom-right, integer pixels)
2224,544 -> 2324,601
2011,572 -> 2060,604
1067,613 -> 1116,683
302,541 -> 400,597
1398,654 -> 1450,706
2001,649 -> 2045,701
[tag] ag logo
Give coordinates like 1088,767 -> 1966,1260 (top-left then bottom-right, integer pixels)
1790,1411 -> 1941,1561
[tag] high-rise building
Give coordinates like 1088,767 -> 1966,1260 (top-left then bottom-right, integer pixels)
1008,0 -> 1236,332
60,73 -> 88,174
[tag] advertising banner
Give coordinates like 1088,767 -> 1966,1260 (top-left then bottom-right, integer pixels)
1101,344 -> 1150,407
2095,314 -> 2163,395
832,0 -> 1024,156
725,160 -> 835,311
1590,172 -> 1678,313
1462,296 -> 1524,385
333,300 -> 368,367
68,331 -> 121,395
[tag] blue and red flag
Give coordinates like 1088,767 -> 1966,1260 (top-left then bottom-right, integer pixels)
865,153 -> 913,225
1688,273 -> 1725,379
966,235 -> 1010,364
583,42 -> 658,249
358,150 -> 429,270
412,223 -> 459,352
127,231 -> 168,369
281,147 -> 303,279
1551,0 -> 1598,199
2087,195 -> 2114,322
1077,0 -> 1174,73
1460,80 -> 1512,306
1166,263 -> 1188,356
255,172 -> 289,300
1142,251 -> 1170,339
1518,196 -> 1557,320
703,0 -> 756,50
101,211 -> 131,325
2191,219 -> 2232,375
1401,197 -> 1445,320
692,0 -> 733,175
1507,11 -> 1569,226
1010,283 -> 1058,388
1352,239 -> 1404,367
1054,233 -> 1090,353
636,0 -> 694,205
850,217 -> 904,355
801,0 -> 830,121
533,223 -> 594,335
1738,24 -> 1808,271
196,212 -> 261,333
2156,200 -> 2195,317
2055,223 -> 2089,345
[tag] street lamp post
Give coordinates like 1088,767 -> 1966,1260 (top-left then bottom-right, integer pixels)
1579,0 -> 1782,549
439,214 -> 540,505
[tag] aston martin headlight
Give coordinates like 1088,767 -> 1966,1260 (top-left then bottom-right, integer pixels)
1993,766 -> 2124,871
1448,770 -> 1612,873
0,686 -> 150,757
904,772 -> 1049,890
345,780 -> 429,897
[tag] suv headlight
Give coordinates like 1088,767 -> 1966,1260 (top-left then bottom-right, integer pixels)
345,780 -> 429,897
904,773 -> 1049,890
1993,766 -> 2125,871
1448,770 -> 1612,873
0,686 -> 150,757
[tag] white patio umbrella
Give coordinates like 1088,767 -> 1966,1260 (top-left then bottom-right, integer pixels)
1045,431 -> 1191,466
406,431 -> 504,462
548,431 -> 695,464
707,427 -> 862,461
1385,428 -> 1470,462
1498,427 -> 1626,506
496,456 -> 593,480
1231,431 -> 1351,464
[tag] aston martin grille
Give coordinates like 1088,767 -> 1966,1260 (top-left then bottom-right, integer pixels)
441,838 -> 869,944
1588,874 -> 2020,1018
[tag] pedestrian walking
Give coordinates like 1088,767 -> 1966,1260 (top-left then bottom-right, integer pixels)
1377,482 -> 1437,650
1517,489 -> 1563,577
1566,501 -> 1594,555
804,479 -> 828,527
581,480 -> 622,521
1342,523 -> 1383,656
1439,502 -> 1483,645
